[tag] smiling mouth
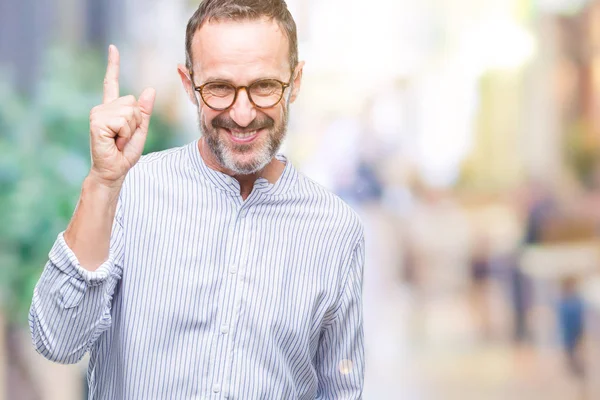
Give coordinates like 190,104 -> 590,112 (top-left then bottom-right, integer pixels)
224,128 -> 261,143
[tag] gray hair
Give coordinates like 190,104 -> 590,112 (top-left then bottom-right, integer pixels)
185,0 -> 299,72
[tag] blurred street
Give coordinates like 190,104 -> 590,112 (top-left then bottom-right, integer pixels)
360,203 -> 586,400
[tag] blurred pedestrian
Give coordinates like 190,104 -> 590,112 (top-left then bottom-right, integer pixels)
557,277 -> 585,377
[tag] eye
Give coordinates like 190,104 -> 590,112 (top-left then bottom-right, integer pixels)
251,80 -> 281,96
203,83 -> 234,97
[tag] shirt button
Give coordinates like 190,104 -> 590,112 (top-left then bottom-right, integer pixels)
220,325 -> 229,334
213,384 -> 221,393
229,265 -> 238,274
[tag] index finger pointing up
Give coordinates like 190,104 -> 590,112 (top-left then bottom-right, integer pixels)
103,44 -> 120,104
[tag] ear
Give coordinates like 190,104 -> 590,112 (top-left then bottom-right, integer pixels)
177,63 -> 199,106
288,61 -> 305,104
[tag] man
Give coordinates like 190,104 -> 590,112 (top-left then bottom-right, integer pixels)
29,0 -> 365,399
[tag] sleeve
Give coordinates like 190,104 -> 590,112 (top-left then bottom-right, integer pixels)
28,197 -> 125,364
316,236 -> 365,399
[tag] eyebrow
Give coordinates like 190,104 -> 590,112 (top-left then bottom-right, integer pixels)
202,76 -> 235,84
201,75 -> 286,85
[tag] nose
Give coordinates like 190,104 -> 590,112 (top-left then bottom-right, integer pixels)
229,88 -> 256,128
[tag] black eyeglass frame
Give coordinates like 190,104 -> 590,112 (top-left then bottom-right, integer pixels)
189,69 -> 293,111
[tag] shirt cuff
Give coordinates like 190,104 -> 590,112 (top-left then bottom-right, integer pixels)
48,232 -> 118,286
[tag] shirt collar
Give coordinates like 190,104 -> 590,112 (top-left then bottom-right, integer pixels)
187,139 -> 297,197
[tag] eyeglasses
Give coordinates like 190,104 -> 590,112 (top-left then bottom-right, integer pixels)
189,70 -> 291,111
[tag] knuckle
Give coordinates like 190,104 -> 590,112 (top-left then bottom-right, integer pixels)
89,119 -> 101,134
90,105 -> 101,115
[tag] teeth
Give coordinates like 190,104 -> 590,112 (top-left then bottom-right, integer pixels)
230,130 -> 257,139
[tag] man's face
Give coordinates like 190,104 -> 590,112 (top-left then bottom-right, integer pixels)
180,18 -> 303,175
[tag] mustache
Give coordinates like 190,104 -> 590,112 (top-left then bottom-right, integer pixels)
211,113 -> 275,132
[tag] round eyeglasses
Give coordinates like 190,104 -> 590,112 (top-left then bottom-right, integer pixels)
189,70 -> 291,111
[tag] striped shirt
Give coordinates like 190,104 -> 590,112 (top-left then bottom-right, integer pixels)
29,139 -> 365,400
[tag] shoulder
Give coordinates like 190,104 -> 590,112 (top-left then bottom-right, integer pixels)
293,172 -> 364,244
125,143 -> 192,180
136,144 -> 189,169
120,143 -> 195,199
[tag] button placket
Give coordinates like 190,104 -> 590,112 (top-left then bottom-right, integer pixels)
208,207 -> 244,395
222,207 -> 254,397
212,203 -> 256,397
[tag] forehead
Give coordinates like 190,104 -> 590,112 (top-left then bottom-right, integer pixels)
191,18 -> 290,81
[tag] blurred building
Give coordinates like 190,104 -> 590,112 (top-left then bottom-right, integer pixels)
0,0 -> 126,95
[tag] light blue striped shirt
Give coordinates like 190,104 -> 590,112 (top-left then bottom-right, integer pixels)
29,140 -> 365,399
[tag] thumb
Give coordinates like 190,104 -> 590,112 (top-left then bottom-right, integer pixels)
138,87 -> 156,133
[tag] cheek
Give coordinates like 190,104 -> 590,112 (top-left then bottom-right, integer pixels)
200,108 -> 218,128
266,107 -> 284,125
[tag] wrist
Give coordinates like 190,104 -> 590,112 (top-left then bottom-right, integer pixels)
84,172 -> 124,200
86,170 -> 124,191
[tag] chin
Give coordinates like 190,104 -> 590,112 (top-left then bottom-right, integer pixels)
226,153 -> 271,175
222,141 -> 270,165
230,160 -> 267,175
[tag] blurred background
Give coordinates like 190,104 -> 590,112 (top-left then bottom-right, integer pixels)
3,0 -> 600,399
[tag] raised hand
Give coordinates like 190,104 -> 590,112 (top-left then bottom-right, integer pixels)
89,44 -> 156,186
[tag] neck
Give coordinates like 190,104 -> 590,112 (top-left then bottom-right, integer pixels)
198,138 -> 284,200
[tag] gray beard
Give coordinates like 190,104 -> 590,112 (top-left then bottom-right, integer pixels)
198,107 -> 289,175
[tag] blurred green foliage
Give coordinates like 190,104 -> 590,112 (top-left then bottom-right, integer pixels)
0,46 -> 179,325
